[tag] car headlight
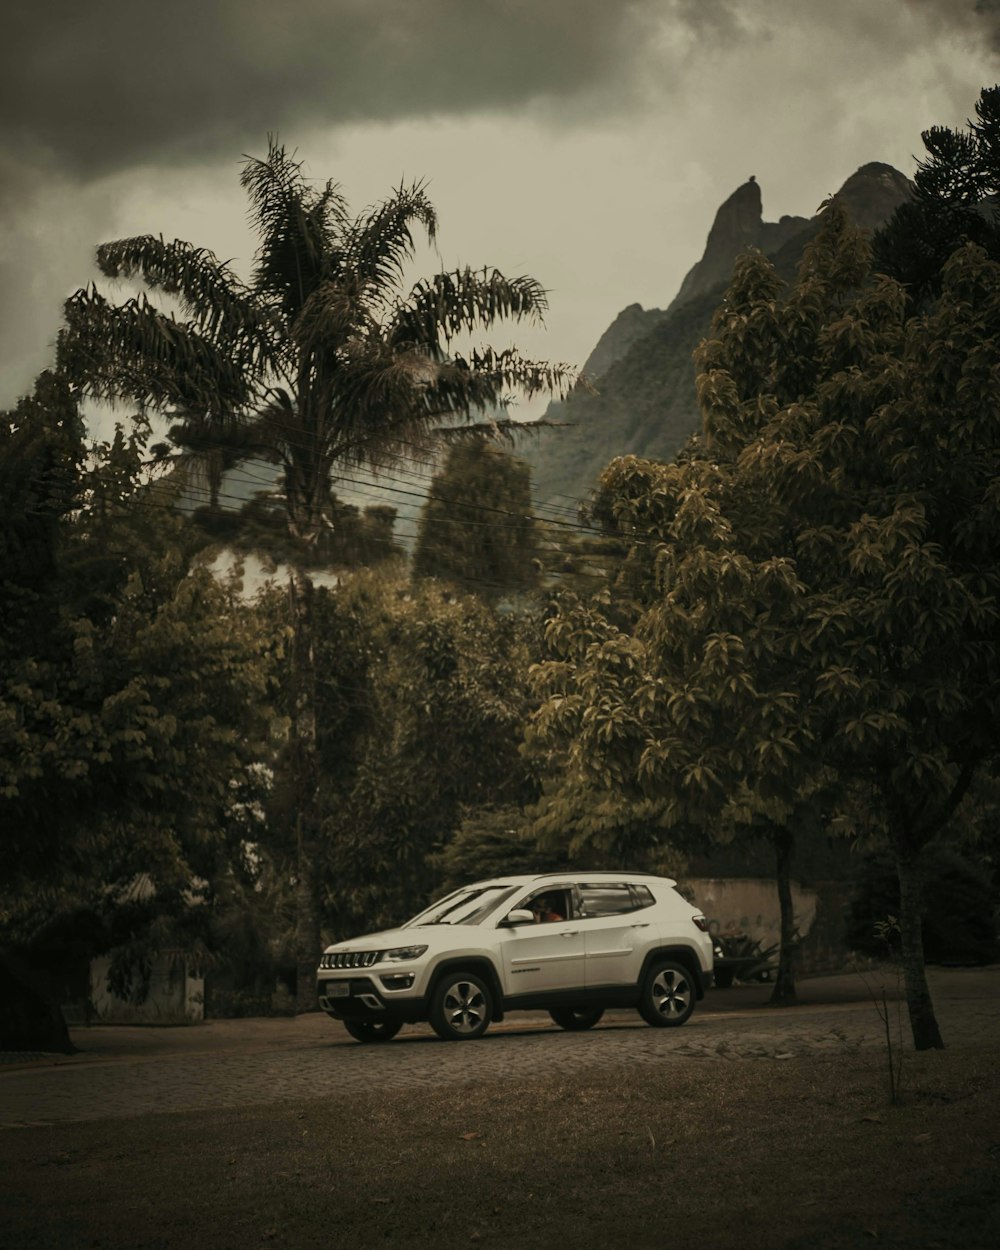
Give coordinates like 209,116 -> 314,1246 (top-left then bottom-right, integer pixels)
383,944 -> 428,962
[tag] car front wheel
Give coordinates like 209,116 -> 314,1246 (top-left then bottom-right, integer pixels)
548,1006 -> 605,1031
429,972 -> 492,1041
343,1018 -> 402,1043
638,961 -> 695,1027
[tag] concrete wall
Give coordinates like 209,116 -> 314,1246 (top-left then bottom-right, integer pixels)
89,952 -> 204,1023
687,877 -> 852,974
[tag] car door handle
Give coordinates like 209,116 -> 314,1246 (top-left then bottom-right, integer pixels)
559,929 -> 578,936
631,922 -> 650,928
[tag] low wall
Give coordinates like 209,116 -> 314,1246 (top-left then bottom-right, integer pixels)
686,877 -> 853,974
88,952 -> 204,1023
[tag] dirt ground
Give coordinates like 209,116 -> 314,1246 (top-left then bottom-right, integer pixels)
2,968 -> 998,1250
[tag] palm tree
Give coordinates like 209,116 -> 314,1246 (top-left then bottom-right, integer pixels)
58,140 -> 571,1007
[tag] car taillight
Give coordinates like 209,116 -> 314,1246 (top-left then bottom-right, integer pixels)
692,915 -> 710,932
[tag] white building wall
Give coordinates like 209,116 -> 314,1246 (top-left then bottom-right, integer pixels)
89,952 -> 204,1023
688,877 -> 819,945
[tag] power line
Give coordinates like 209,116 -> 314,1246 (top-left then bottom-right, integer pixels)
12,463 -> 642,572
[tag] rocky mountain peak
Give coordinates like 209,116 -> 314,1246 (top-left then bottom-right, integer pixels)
523,160 -> 915,510
666,163 -> 912,315
580,302 -> 664,380
668,176 -> 807,312
831,161 -> 914,232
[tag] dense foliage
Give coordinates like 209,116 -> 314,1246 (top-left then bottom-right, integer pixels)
846,846 -> 998,967
875,84 -> 1000,308
56,140 -> 570,1006
257,572 -> 539,940
528,205 -> 1000,1046
412,440 -> 539,600
1,376 -> 274,1045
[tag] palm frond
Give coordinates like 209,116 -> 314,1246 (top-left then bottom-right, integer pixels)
429,346 -> 575,408
319,339 -> 574,471
249,389 -> 301,460
345,181 -> 438,299
292,275 -> 371,357
59,286 -> 258,416
241,140 -> 349,318
95,237 -> 276,365
319,346 -> 439,466
390,268 -> 550,354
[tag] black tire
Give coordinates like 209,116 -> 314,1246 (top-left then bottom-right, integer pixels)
548,1006 -> 605,1031
429,972 -> 492,1041
638,961 -> 696,1027
713,968 -> 735,989
342,1018 -> 402,1043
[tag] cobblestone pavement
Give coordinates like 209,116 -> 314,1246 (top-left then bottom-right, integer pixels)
2,967 -> 996,1129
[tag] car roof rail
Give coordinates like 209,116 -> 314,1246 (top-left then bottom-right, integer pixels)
531,870 -> 663,880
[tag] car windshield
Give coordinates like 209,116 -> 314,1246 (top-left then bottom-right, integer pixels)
404,885 -> 519,927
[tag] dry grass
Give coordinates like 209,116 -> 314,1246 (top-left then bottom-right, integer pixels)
2,1047 -> 998,1250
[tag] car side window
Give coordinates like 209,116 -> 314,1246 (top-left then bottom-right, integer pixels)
514,888 -> 573,923
577,883 -> 637,917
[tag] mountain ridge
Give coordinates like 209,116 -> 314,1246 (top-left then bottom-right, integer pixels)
524,162 -> 913,510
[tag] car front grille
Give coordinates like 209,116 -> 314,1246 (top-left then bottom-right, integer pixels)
319,951 -> 382,969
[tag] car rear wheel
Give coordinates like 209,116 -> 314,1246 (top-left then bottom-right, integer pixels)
429,972 -> 492,1041
343,1018 -> 402,1043
638,961 -> 695,1027
548,1006 -> 605,1031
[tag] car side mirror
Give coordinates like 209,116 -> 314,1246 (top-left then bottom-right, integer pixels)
501,909 -> 535,927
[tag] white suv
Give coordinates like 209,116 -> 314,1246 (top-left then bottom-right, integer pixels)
316,872 -> 713,1042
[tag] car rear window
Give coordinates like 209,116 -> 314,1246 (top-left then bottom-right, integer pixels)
631,884 -> 656,909
576,882 -> 657,916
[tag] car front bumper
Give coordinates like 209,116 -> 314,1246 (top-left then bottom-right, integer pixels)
317,973 -> 427,1021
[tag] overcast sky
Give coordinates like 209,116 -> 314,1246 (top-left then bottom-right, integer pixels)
4,0 -> 1000,426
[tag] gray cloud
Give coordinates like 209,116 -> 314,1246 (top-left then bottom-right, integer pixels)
0,0 -> 758,402
23,0 -> 995,179
2,0 -> 999,406
4,1 -> 670,178
6,0 -> 998,179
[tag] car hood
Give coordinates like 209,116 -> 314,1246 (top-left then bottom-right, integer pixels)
323,924 -> 472,952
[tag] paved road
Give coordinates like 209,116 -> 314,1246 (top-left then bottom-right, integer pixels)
2,967 -> 996,1128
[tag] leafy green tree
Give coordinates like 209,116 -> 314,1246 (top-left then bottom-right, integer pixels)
320,575 -> 539,935
527,467 -> 829,1005
529,206 -> 1000,1046
874,84 -> 1000,307
57,141 -> 570,1006
430,805 -> 569,891
412,439 -> 539,600
846,846 -> 997,967
1,376 -> 275,1046
254,571 -> 539,939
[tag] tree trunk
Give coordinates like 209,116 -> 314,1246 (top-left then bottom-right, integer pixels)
894,850 -> 944,1050
770,826 -> 798,1006
288,568 -> 323,1013
0,949 -> 74,1054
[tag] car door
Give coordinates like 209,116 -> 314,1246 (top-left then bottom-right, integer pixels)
497,887 -> 587,996
578,882 -> 650,988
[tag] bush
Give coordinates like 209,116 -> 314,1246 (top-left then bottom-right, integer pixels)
846,845 -> 998,965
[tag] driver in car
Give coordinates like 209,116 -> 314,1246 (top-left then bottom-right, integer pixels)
530,895 -> 564,923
